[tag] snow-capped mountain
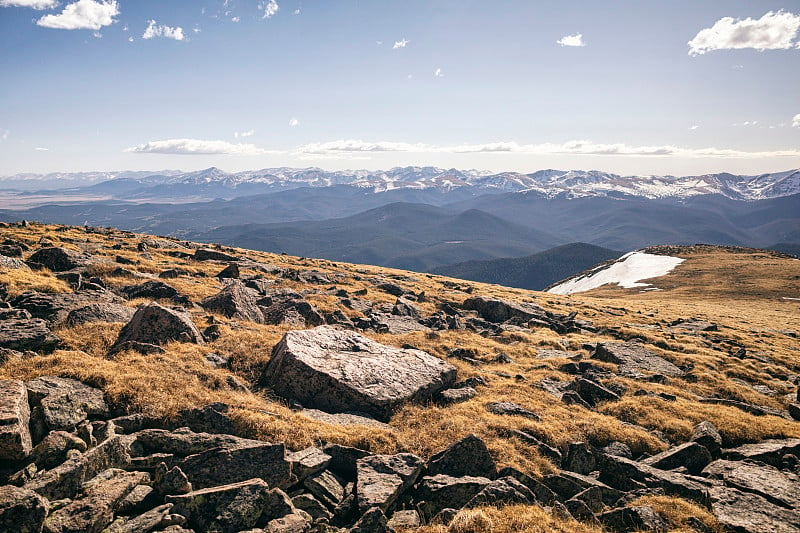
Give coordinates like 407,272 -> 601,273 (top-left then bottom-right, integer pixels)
2,166 -> 799,200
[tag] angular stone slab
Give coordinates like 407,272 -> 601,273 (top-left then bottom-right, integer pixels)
722,438 -> 800,467
166,478 -> 271,533
703,460 -> 800,509
709,485 -> 800,533
260,326 -> 457,421
415,474 -> 491,520
28,247 -> 92,272
180,442 -> 291,490
427,434 -> 496,479
26,376 -> 108,432
356,453 -> 423,512
0,379 -> 32,461
201,280 -> 264,323
0,486 -> 48,533
593,342 -> 684,378
0,318 -> 60,353
110,302 -> 204,354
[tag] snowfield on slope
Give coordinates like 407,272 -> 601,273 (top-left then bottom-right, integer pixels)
548,251 -> 685,295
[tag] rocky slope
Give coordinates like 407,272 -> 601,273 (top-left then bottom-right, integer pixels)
0,223 -> 799,532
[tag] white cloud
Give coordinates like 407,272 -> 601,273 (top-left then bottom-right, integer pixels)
34,147 -> 49,151
193,26 -> 201,33
0,0 -> 58,9
688,10 -> 800,56
288,117 -> 299,127
294,138 -> 800,159
142,20 -> 185,41
125,139 -> 266,155
1,130 -> 9,142
793,114 -> 800,128
128,36 -> 133,42
231,16 -> 239,22
434,67 -> 443,77
259,0 -> 278,19
37,0 -> 118,30
689,125 -> 699,130
293,8 -> 300,15
234,130 -> 255,138
375,40 -> 383,45
557,33 -> 585,47
393,38 -> 409,49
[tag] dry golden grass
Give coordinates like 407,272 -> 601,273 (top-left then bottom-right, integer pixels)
3,225 -> 800,531
414,505 -> 604,533
630,495 -> 723,533
0,267 -> 71,297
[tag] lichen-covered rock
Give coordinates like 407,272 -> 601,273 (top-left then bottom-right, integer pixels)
121,281 -> 179,300
642,442 -> 712,475
26,376 -> 108,432
194,248 -> 240,262
721,438 -> 800,467
427,434 -> 496,479
27,247 -> 92,272
463,476 -> 536,508
356,453 -> 423,512
462,296 -> 549,323
0,485 -> 49,533
201,280 -> 264,323
415,474 -> 491,520
0,379 -> 33,461
65,303 -> 136,326
110,302 -> 204,354
29,430 -> 88,469
703,459 -> 800,509
180,442 -> 291,490
593,342 -> 684,379
708,485 -> 800,533
0,318 -> 60,353
598,506 -> 668,532
260,326 -> 456,421
11,291 -> 123,326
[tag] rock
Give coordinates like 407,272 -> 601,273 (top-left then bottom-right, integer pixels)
597,453 -> 709,504
356,453 -> 423,512
376,282 -> 405,296
388,509 -> 421,529
564,498 -> 594,520
106,503 -> 185,533
194,248 -> 240,262
0,379 -> 33,461
260,326 -> 456,421
392,297 -> 419,318
261,298 -> 325,327
180,442 -> 291,490
0,318 -> 60,353
64,303 -> 136,326
350,506 -> 393,533
427,434 -> 497,479
496,466 -> 558,504
304,469 -> 347,507
287,447 -> 332,482
27,247 -> 92,272
542,474 -> 585,500
201,281 -> 264,323
174,402 -> 236,434
121,281 -> 179,300
291,494 -> 332,522
300,409 -> 391,429
601,441 -> 633,459
43,468 -> 149,533
26,376 -> 108,432
563,442 -> 596,475
367,312 -> 430,334
498,429 -> 563,465
217,264 -> 240,279
11,290 -> 122,326
154,463 -> 192,495
166,478 -> 273,533
464,476 -> 536,508
691,421 -> 723,456
264,513 -> 310,533
322,443 -> 371,479
703,459 -> 800,509
598,506 -> 668,532
708,485 -> 800,533
788,403 -> 800,421
0,486 -> 48,533
110,303 -> 204,354
722,439 -> 800,467
642,442 -> 712,475
29,431 -> 88,469
415,474 -> 491,520
485,401 -> 540,420
436,387 -> 477,405
573,485 -> 624,511
593,342 -> 684,379
158,269 -> 188,279
0,254 -> 29,269
115,485 -> 155,516
462,296 -> 549,323
132,428 -> 263,457
573,377 -> 620,406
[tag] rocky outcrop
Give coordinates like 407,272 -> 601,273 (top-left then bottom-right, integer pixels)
427,434 -> 496,479
356,453 -> 423,512
200,281 -> 264,323
593,342 -> 684,379
0,485 -> 48,533
120,281 -> 179,301
0,318 -> 60,353
10,291 -> 122,326
708,485 -> 800,533
260,326 -> 457,420
27,376 -> 109,433
0,379 -> 32,461
193,249 -> 240,262
27,247 -> 92,272
109,303 -> 204,354
64,303 -> 136,326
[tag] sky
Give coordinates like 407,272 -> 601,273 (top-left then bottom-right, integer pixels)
1,0 -> 800,177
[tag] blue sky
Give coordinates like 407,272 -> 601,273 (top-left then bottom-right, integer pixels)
1,0 -> 799,176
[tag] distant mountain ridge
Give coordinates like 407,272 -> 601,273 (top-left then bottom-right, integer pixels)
3,166 -> 800,201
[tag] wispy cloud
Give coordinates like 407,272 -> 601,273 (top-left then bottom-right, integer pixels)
293,8 -> 300,15
37,0 -> 118,30
34,147 -> 49,151
234,130 -> 255,138
688,10 -> 800,56
434,67 -> 443,78
231,16 -> 239,22
557,33 -> 585,47
688,125 -> 699,130
259,0 -> 278,19
288,117 -> 299,127
793,114 -> 800,128
0,0 -> 57,9
393,38 -> 409,49
142,20 -> 185,41
125,139 -> 266,155
1,130 -> 9,142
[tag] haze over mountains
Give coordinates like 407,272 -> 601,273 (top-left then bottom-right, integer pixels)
1,166 -> 799,279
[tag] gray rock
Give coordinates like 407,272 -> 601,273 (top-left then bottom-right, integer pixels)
563,442 -> 596,475
356,453 -> 423,512
121,281 -> 179,300
703,459 -> 800,509
485,401 -> 540,420
573,485 -> 624,511
428,434 -> 496,479
0,318 -> 60,353
601,441 -> 633,459
201,281 -> 264,323
598,453 -> 709,504
388,509 -> 421,529
642,442 -> 712,475
0,485 -> 49,533
287,447 -> 332,482
106,503 -> 185,533
0,254 -> 28,269
29,430 -> 87,469
216,263 -> 240,279
322,443 -> 371,479
264,513 -> 310,533
154,463 -> 192,495
11,290 -> 122,326
462,296 -> 549,323
26,376 -> 108,432
180,442 -> 291,490
194,248 -> 240,262
691,421 -> 723,456
133,428 -> 263,457
43,468 -> 149,533
574,377 -> 620,406
28,247 -> 92,272
166,478 -> 272,533
260,326 -> 456,421
565,498 -> 595,520
708,485 -> 800,533
350,507 -> 393,533
598,506 -> 667,532
300,408 -> 391,430
593,342 -> 684,379
0,379 -> 32,461
722,438 -> 800,467
437,387 -> 477,405
392,297 -> 419,318
496,466 -> 557,504
65,303 -> 136,326
304,469 -> 347,507
110,302 -> 204,354
291,494 -> 332,522
464,476 -> 536,508
415,474 -> 491,520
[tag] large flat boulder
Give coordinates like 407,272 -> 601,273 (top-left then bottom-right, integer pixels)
703,459 -> 800,509
11,291 -> 123,326
27,247 -> 92,272
0,379 -> 33,461
593,342 -> 685,379
64,303 -> 136,326
180,442 -> 291,490
200,280 -> 264,323
27,376 -> 108,433
259,326 -> 457,421
0,486 -> 48,533
0,318 -> 60,354
356,453 -> 423,512
709,485 -> 800,533
109,302 -> 204,354
462,296 -> 549,323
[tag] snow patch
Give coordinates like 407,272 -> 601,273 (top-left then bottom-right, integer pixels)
548,251 -> 684,295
